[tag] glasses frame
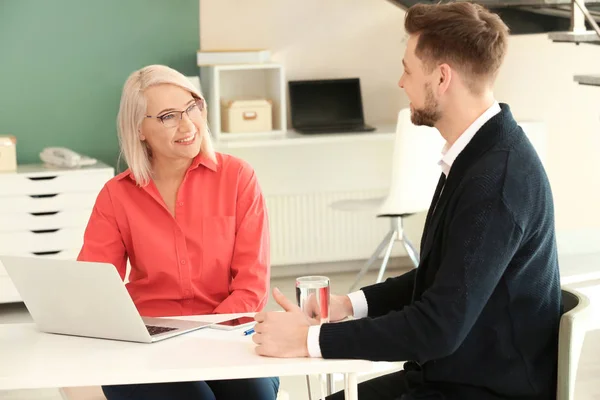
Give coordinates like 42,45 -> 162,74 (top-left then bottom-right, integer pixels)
145,97 -> 205,128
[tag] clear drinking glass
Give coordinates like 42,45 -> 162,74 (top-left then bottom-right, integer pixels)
296,276 -> 332,398
296,276 -> 330,324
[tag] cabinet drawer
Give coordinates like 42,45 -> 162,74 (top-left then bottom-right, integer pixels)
0,249 -> 80,277
0,192 -> 99,213
0,169 -> 113,197
0,227 -> 85,254
0,210 -> 92,232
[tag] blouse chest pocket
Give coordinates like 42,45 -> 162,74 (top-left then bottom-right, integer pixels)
201,216 -> 236,294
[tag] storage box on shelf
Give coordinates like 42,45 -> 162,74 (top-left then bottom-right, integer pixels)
221,99 -> 273,133
199,63 -> 286,141
0,163 -> 114,304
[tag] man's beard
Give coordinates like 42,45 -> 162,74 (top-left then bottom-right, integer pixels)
411,84 -> 441,127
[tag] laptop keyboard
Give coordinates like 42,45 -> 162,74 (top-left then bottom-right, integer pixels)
146,325 -> 178,336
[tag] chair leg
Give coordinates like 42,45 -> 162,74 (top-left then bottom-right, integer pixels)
326,373 -> 334,395
376,229 -> 398,283
395,216 -> 419,269
349,229 -> 395,292
566,327 -> 587,400
306,375 -> 313,400
401,235 -> 419,268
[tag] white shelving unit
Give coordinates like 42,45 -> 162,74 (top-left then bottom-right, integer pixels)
199,63 -> 286,142
214,124 -> 397,150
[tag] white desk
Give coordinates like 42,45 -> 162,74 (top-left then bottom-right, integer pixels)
0,313 -> 372,399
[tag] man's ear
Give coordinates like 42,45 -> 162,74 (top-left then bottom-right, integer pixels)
438,63 -> 452,95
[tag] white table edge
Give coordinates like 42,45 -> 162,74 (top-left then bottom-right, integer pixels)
0,322 -> 373,392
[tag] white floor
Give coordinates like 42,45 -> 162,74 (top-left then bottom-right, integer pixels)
1,255 -> 600,400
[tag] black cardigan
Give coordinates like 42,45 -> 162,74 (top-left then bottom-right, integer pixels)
319,104 -> 561,400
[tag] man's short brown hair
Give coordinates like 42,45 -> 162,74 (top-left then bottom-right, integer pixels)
405,2 -> 509,93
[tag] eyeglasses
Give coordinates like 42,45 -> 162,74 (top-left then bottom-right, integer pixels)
145,98 -> 205,128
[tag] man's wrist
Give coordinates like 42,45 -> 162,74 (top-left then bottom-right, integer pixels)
302,325 -> 310,357
343,295 -> 354,318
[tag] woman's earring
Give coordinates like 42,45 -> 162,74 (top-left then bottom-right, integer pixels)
140,135 -> 146,141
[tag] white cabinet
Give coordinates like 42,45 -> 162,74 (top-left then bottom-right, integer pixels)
0,163 -> 114,304
200,63 -> 286,141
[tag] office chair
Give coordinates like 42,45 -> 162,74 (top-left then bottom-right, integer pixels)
332,109 -> 444,292
557,287 -> 591,400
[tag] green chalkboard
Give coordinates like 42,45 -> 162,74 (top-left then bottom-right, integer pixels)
0,0 -> 199,168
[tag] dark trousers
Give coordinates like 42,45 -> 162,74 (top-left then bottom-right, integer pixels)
327,371 -> 408,400
102,377 -> 279,400
327,370 -> 445,400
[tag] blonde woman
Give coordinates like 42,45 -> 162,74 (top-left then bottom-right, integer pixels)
78,65 -> 279,400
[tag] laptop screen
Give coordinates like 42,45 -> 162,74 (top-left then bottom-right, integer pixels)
288,78 -> 365,129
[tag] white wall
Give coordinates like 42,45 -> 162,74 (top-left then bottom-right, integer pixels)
494,34 -> 600,232
200,0 -> 407,124
200,0 -> 600,236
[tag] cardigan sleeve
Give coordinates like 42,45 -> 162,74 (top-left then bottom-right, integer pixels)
360,268 -> 417,317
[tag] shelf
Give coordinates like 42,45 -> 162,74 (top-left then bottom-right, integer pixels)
199,63 -> 286,141
549,31 -> 600,44
207,63 -> 283,71
574,74 -> 600,86
214,123 -> 397,149
215,129 -> 286,141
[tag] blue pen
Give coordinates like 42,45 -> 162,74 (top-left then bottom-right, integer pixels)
243,328 -> 255,336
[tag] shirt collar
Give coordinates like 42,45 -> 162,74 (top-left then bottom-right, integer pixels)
439,101 -> 501,176
117,152 -> 218,181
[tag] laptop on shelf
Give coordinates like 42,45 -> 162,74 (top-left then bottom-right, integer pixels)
288,78 -> 376,134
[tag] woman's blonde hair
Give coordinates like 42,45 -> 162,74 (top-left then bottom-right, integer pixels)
117,64 -> 216,186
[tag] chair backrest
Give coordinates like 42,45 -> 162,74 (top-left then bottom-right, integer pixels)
377,112 -> 548,217
557,288 -> 591,400
377,108 -> 445,216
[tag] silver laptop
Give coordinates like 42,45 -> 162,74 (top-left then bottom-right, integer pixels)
0,255 -> 213,343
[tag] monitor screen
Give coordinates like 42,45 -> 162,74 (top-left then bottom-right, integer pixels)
288,78 -> 365,128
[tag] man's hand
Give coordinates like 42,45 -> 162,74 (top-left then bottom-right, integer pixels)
302,293 -> 354,323
253,288 -> 314,358
330,294 -> 354,322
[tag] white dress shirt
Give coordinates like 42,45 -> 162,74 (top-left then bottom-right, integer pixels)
306,101 -> 501,358
439,102 -> 501,177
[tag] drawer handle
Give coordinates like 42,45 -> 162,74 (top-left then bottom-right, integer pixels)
31,229 -> 60,234
27,176 -> 57,181
32,250 -> 62,256
29,194 -> 58,198
30,211 -> 59,216
243,111 -> 257,120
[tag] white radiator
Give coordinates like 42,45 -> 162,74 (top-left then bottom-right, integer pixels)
265,190 -> 415,266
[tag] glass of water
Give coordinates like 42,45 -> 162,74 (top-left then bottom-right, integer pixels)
296,276 -> 330,324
